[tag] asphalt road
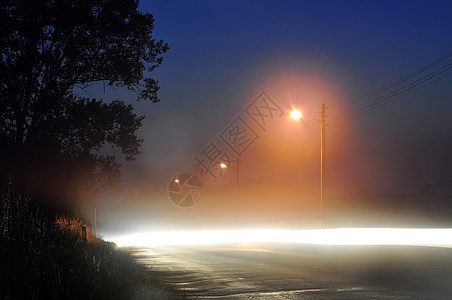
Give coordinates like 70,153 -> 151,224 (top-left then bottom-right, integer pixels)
128,244 -> 452,299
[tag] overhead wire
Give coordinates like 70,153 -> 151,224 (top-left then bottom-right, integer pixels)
327,51 -> 452,119
349,52 -> 452,105
360,70 -> 452,114
351,62 -> 452,114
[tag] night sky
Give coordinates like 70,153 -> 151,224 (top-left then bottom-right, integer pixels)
95,1 -> 452,232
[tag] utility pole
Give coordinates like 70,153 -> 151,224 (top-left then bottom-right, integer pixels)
92,208 -> 97,237
236,157 -> 240,191
94,208 -> 97,236
290,104 -> 327,226
320,103 -> 326,223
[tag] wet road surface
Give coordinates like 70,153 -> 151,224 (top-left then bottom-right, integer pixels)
128,244 -> 452,299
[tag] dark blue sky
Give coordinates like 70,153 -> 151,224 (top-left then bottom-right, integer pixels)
96,0 -> 452,232
97,1 -> 451,201
126,0 -> 450,189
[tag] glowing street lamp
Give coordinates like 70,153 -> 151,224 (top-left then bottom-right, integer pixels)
219,160 -> 240,191
291,104 -> 327,224
290,109 -> 302,120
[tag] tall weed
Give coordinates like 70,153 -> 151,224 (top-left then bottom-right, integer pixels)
0,185 -> 181,299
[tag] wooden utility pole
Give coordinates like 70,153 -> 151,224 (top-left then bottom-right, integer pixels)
92,208 -> 97,236
320,103 -> 326,222
236,157 -> 240,191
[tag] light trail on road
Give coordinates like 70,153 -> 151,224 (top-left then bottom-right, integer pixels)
110,228 -> 452,248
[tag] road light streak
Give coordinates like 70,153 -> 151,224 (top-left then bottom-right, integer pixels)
110,228 -> 452,248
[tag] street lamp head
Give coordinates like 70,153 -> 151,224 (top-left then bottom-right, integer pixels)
220,162 -> 228,169
290,109 -> 303,120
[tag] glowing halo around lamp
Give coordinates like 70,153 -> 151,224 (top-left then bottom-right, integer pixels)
290,109 -> 302,120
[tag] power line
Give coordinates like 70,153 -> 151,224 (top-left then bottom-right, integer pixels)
351,62 -> 452,114
354,70 -> 452,114
349,52 -> 452,105
329,52 -> 452,118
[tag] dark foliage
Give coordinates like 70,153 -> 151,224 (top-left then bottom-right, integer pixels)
0,186 -> 180,299
0,0 -> 169,210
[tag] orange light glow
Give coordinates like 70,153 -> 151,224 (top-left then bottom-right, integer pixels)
220,162 -> 228,169
237,62 -> 354,195
174,178 -> 179,183
290,109 -> 302,120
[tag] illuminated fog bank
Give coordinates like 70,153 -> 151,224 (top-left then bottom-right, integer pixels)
110,228 -> 452,248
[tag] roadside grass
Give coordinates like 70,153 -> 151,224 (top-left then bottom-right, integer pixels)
0,185 -> 184,299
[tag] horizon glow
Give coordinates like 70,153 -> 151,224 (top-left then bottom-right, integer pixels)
109,228 -> 452,248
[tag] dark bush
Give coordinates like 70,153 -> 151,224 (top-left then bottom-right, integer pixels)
0,185 -> 180,299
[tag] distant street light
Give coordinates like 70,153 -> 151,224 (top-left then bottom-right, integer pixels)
219,158 -> 240,191
290,104 -> 326,224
